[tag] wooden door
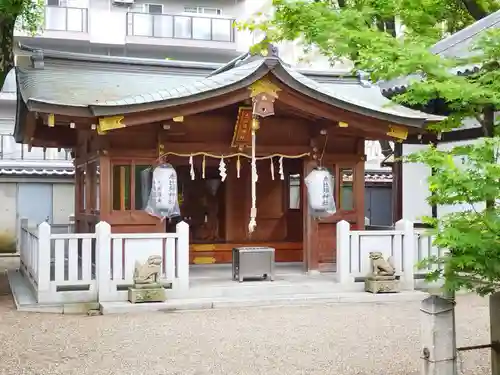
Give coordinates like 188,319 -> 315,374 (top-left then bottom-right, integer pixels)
252,160 -> 286,241
313,161 -> 364,269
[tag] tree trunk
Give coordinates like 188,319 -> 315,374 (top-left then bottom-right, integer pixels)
483,106 -> 495,210
0,18 -> 15,90
460,0 -> 489,20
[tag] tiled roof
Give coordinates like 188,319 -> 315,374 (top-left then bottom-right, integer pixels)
15,44 -> 444,125
100,58 -> 266,108
380,10 -> 500,93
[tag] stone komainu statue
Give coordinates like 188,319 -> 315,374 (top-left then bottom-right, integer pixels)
133,255 -> 163,285
368,251 -> 395,277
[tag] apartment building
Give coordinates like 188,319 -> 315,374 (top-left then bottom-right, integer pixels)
0,0 -> 391,233
15,0 -> 264,62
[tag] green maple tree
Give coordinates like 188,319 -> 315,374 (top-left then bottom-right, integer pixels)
0,0 -> 43,89
240,0 -> 500,295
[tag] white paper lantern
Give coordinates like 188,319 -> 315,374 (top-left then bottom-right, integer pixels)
304,168 -> 336,217
152,164 -> 178,211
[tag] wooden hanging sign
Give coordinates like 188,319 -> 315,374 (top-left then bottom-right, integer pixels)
387,125 -> 408,140
97,115 -> 126,135
231,107 -> 253,148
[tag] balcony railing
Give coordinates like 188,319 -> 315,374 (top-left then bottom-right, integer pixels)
126,12 -> 235,42
44,6 -> 88,33
0,134 -> 72,161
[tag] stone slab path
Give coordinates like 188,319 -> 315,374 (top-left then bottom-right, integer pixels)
0,258 -> 491,375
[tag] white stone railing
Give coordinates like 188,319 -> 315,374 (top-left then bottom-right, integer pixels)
19,220 -> 39,291
18,220 -> 190,304
336,220 -> 440,290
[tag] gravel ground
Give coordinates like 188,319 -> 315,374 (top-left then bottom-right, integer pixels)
0,257 -> 491,375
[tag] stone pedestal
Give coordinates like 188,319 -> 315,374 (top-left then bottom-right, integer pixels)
128,283 -> 166,304
365,276 -> 400,294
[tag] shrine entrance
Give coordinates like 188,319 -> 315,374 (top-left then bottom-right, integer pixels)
167,158 -> 304,265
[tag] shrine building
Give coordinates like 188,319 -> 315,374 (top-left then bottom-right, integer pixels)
13,44 -> 443,272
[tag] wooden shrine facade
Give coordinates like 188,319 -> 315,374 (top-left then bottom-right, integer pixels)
13,45 -> 443,271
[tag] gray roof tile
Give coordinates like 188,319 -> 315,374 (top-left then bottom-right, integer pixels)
100,59 -> 264,107
283,65 -> 443,122
15,46 -> 441,125
380,10 -> 500,91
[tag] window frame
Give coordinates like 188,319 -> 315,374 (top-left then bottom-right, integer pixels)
335,164 -> 356,213
287,173 -> 301,211
183,6 -> 222,15
46,0 -> 62,6
110,159 -> 154,212
143,3 -> 164,14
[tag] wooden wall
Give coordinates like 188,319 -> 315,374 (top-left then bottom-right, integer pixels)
70,107 -> 366,270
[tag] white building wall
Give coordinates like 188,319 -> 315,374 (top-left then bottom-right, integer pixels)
436,139 -> 485,217
402,144 -> 432,223
0,182 -> 17,233
0,180 -> 75,232
402,138 -> 487,223
52,183 -> 75,224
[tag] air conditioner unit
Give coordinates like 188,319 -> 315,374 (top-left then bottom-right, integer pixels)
112,0 -> 134,5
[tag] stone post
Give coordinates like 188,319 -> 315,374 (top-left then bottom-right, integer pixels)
95,221 -> 112,302
420,295 -> 457,375
490,292 -> 500,375
176,221 -> 190,291
395,219 -> 415,290
17,217 -> 28,253
36,222 -> 52,304
68,214 -> 75,234
336,220 -> 352,284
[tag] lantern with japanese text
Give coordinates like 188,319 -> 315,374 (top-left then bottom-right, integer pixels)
144,163 -> 181,220
304,167 -> 336,217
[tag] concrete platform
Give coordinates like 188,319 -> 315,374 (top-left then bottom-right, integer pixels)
7,262 -> 428,315
8,269 -> 99,314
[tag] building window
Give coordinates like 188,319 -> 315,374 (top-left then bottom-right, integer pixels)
112,164 -> 153,211
184,6 -> 222,15
46,0 -> 62,6
289,174 -> 300,209
144,3 -> 163,14
135,165 -> 152,210
112,165 -> 131,211
339,167 -> 354,211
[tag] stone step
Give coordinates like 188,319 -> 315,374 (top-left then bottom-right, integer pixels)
99,291 -> 428,315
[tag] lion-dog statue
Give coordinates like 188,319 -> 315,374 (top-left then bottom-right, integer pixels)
133,255 -> 163,285
368,251 -> 396,277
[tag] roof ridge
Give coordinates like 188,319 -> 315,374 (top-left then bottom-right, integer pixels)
17,43 -> 224,71
431,9 -> 500,55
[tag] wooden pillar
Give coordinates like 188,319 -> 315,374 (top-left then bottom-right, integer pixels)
392,142 -> 403,222
302,158 -> 319,273
88,161 -> 97,214
74,166 -> 83,233
355,139 -> 365,228
99,155 -> 111,222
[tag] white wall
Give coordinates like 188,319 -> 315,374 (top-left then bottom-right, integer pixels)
403,139 -> 486,222
402,144 -> 432,223
52,184 -> 75,224
0,182 -> 17,233
0,181 -> 74,232
436,139 -> 485,217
